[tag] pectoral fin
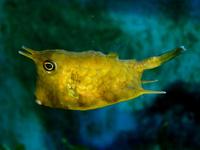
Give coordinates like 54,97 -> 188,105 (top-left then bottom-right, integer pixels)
67,84 -> 79,99
68,88 -> 79,99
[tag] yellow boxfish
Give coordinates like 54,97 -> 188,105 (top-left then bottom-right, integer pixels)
19,46 -> 185,110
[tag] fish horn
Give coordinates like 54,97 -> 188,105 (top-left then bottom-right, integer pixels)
142,79 -> 159,84
142,89 -> 166,95
18,46 -> 37,61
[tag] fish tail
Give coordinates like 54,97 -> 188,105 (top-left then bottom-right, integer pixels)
138,46 -> 186,71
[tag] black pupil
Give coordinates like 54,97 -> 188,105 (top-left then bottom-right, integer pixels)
44,61 -> 55,71
46,63 -> 52,69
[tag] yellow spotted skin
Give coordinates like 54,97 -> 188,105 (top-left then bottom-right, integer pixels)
19,46 -> 185,110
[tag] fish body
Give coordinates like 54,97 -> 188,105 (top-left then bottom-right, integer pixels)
19,46 -> 185,110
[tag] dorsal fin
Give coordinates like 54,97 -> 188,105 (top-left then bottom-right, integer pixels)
107,52 -> 118,59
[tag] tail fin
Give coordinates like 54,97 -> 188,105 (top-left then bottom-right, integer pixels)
138,46 -> 186,71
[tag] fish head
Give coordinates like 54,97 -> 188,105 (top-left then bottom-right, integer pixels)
19,46 -> 69,108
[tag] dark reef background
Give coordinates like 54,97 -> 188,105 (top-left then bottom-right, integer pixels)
0,0 -> 199,150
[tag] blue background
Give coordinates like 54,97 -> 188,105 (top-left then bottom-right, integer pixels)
0,0 -> 199,149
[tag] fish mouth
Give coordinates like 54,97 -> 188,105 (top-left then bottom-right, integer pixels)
18,46 -> 36,60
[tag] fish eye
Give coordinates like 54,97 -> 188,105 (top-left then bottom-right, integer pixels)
43,60 -> 56,71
